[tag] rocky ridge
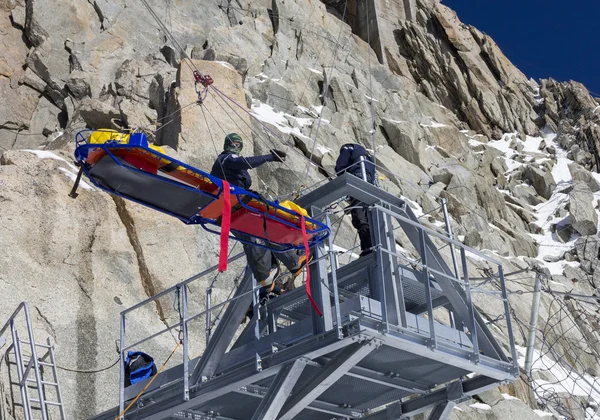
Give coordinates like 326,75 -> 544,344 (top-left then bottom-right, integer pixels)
1,0 -> 599,418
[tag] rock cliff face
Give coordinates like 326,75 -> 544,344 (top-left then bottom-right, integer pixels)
1,0 -> 599,418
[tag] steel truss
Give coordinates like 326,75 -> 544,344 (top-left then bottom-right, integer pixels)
92,174 -> 518,420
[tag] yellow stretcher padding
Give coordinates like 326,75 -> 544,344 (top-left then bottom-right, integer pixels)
87,129 -> 166,154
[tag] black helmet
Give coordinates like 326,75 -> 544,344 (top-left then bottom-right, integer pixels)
224,133 -> 243,153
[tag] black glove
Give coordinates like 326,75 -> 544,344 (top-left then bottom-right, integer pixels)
270,149 -> 286,162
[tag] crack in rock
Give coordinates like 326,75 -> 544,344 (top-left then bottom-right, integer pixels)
112,196 -> 166,322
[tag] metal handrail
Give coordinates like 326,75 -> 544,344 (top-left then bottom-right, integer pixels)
372,204 -> 503,266
0,302 -> 26,337
121,252 -> 245,315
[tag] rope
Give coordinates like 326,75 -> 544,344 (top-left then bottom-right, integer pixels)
200,103 -> 231,187
57,359 -> 119,374
366,0 -> 377,167
115,341 -> 181,420
201,97 -> 277,199
303,0 -> 349,180
138,0 -> 198,77
206,88 -> 306,196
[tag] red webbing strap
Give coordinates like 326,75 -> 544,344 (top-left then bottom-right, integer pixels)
298,213 -> 322,317
218,181 -> 231,272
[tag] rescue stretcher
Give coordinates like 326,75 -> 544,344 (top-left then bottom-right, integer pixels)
73,130 -> 330,252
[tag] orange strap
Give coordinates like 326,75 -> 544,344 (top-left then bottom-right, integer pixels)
298,213 -> 322,317
219,181 -> 231,272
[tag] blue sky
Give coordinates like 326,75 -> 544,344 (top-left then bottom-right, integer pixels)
440,0 -> 600,97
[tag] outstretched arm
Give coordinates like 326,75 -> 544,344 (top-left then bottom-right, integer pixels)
222,153 -> 275,171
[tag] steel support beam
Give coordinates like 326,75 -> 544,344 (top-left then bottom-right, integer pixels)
361,402 -> 404,420
177,409 -> 239,420
191,269 -> 253,383
362,376 -> 498,420
314,357 -> 427,394
400,375 -> 499,417
357,320 -> 513,381
278,340 -> 376,420
250,358 -> 308,420
427,402 -> 455,420
384,212 -> 407,328
427,380 -> 464,420
239,385 -> 361,418
93,328 -> 360,420
309,207 -> 333,334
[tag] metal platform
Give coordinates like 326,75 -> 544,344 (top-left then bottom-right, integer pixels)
92,173 -> 518,420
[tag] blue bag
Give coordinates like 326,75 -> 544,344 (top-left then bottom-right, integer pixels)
124,351 -> 157,387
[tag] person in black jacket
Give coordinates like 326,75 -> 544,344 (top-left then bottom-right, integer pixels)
335,143 -> 375,257
210,133 -> 308,289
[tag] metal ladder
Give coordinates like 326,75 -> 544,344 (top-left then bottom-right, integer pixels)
0,302 -> 66,420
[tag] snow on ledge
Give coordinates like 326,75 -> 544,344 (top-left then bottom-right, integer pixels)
469,403 -> 492,410
501,393 -> 521,401
420,121 -> 447,128
215,61 -> 235,71
250,102 -> 311,139
24,149 -> 70,164
58,168 -> 95,190
22,150 -> 95,191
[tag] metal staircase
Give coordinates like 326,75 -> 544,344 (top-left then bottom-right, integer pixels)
0,302 -> 66,420
92,173 -> 519,420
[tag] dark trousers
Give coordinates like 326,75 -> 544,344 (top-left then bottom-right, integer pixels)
235,232 -> 299,282
349,199 -> 373,255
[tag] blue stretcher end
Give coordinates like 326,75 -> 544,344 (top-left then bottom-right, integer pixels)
73,129 -> 330,252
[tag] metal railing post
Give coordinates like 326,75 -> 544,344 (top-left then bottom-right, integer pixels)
498,265 -> 519,375
418,229 -> 436,350
205,287 -> 212,344
359,156 -> 368,182
460,248 -> 479,363
12,327 -> 32,420
118,312 -> 126,420
442,199 -> 461,331
23,304 -> 49,420
441,198 -> 461,280
252,275 -> 261,340
182,285 -> 190,401
326,213 -> 343,338
371,207 -> 389,333
385,212 -> 407,328
524,272 -> 542,375
47,337 -> 67,420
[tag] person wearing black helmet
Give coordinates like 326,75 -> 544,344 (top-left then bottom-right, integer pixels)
210,133 -> 309,295
335,143 -> 375,257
